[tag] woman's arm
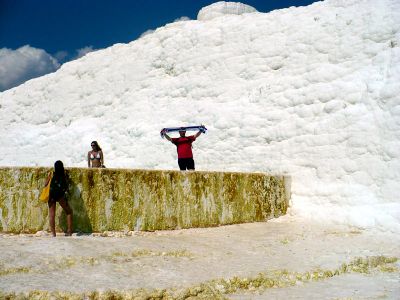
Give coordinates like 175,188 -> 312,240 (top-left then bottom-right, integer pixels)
87,152 -> 91,168
44,172 -> 52,186
100,151 -> 104,167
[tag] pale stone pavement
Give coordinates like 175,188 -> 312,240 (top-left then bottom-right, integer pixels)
1,216 -> 399,299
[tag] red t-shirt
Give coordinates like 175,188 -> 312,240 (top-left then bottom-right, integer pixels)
171,136 -> 196,158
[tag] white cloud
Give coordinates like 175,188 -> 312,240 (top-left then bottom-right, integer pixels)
75,46 -> 95,59
0,45 -> 100,92
174,16 -> 190,22
0,45 -> 60,92
54,50 -> 69,62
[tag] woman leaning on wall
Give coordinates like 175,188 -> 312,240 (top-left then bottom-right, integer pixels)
44,160 -> 73,237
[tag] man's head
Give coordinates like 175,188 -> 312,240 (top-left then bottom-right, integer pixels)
179,129 -> 186,137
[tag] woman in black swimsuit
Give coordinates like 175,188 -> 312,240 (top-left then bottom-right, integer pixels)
45,160 -> 73,237
87,141 -> 104,168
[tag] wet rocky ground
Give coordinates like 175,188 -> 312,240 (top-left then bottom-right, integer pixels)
1,216 -> 399,299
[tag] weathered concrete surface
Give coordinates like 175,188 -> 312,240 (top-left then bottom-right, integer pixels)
0,167 -> 290,233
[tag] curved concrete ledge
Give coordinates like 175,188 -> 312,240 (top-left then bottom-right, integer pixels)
0,167 -> 290,233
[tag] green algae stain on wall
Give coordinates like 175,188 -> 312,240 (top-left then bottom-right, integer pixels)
0,167 -> 290,233
0,168 -> 50,233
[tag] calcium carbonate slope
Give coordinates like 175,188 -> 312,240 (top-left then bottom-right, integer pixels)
0,0 -> 399,231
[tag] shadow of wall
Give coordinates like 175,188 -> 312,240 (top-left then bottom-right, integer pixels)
59,172 -> 93,233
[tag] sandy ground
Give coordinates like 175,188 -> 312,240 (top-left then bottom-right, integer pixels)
1,216 -> 399,299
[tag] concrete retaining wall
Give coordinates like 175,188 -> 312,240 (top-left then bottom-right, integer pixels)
0,167 -> 290,233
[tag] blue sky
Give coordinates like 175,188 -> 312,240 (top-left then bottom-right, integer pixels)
0,0 -> 319,91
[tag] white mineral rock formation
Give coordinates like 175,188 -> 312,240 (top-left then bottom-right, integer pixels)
1,0 -> 399,231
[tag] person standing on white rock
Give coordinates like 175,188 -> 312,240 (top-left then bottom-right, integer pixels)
162,128 -> 203,171
87,141 -> 105,168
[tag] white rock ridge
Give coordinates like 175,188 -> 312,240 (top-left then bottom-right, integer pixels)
0,0 -> 399,231
197,1 -> 257,20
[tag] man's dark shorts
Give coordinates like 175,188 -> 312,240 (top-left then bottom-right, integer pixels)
178,158 -> 195,170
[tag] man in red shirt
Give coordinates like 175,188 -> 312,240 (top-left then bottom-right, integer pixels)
163,128 -> 203,170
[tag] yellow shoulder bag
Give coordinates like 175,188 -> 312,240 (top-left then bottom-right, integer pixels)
39,173 -> 53,203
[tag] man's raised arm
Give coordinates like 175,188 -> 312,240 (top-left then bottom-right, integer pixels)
194,125 -> 206,138
194,130 -> 202,138
164,133 -> 172,142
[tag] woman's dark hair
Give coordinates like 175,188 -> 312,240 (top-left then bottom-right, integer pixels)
54,160 -> 65,178
91,141 -> 102,151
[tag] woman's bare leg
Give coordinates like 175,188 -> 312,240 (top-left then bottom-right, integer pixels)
59,198 -> 73,235
48,201 -> 56,237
